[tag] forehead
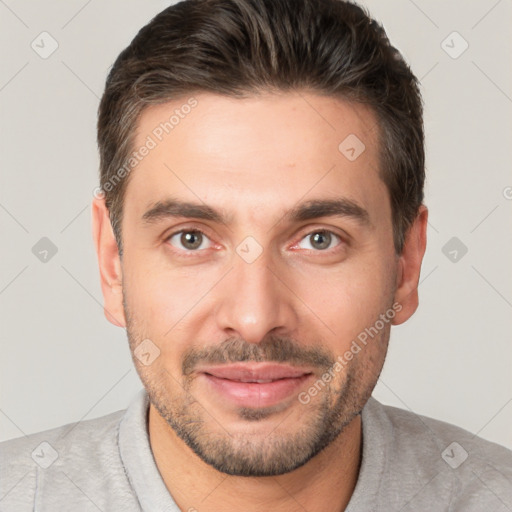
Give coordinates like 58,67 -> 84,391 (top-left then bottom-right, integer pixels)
124,91 -> 387,226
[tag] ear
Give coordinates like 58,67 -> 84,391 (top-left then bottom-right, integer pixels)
91,196 -> 126,328
392,205 -> 428,325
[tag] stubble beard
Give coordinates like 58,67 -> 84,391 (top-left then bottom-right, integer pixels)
123,291 -> 389,477
128,344 -> 387,476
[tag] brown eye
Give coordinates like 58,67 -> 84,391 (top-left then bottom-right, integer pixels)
168,230 -> 211,251
297,230 -> 342,251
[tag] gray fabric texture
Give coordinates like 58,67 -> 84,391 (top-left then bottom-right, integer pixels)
1,388 -> 511,511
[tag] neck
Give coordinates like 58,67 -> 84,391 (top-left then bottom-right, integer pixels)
149,404 -> 362,512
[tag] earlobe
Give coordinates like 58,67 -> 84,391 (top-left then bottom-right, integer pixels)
392,205 -> 428,326
91,197 -> 126,328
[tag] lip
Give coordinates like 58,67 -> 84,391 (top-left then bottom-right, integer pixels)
198,363 -> 314,409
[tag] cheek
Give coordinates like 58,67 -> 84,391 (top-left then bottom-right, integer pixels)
123,263 -> 213,360
294,257 -> 396,343
124,258 -> 196,322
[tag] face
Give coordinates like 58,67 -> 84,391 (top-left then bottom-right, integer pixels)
93,91 -> 426,477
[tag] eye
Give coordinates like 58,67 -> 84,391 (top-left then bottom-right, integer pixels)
296,230 -> 343,251
167,229 -> 212,252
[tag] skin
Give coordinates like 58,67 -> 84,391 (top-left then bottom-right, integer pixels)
92,91 -> 427,512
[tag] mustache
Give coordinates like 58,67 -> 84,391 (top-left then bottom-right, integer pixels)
182,336 -> 334,376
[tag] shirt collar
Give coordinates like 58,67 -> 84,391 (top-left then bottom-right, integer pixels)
118,388 -> 384,511
118,388 -> 180,512
345,396 -> 386,511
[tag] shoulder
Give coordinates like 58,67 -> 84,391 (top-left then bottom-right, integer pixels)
366,397 -> 512,510
0,408 -> 125,467
377,399 -> 512,469
0,409 -> 132,510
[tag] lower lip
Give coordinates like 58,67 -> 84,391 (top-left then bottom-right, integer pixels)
202,373 -> 312,409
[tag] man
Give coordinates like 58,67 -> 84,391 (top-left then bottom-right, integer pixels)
1,0 -> 511,510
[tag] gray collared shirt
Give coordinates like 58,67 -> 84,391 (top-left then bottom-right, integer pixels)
1,388 -> 511,511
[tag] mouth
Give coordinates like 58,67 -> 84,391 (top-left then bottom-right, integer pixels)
197,363 -> 314,409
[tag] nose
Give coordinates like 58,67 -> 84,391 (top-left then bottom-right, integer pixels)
213,247 -> 299,344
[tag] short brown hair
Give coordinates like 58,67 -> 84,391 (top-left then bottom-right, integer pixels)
97,0 -> 424,255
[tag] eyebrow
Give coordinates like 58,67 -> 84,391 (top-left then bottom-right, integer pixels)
141,197 -> 370,227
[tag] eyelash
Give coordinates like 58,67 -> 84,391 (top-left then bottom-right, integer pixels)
164,227 -> 345,257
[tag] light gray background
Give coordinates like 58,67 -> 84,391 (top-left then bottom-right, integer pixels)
1,0 -> 511,450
